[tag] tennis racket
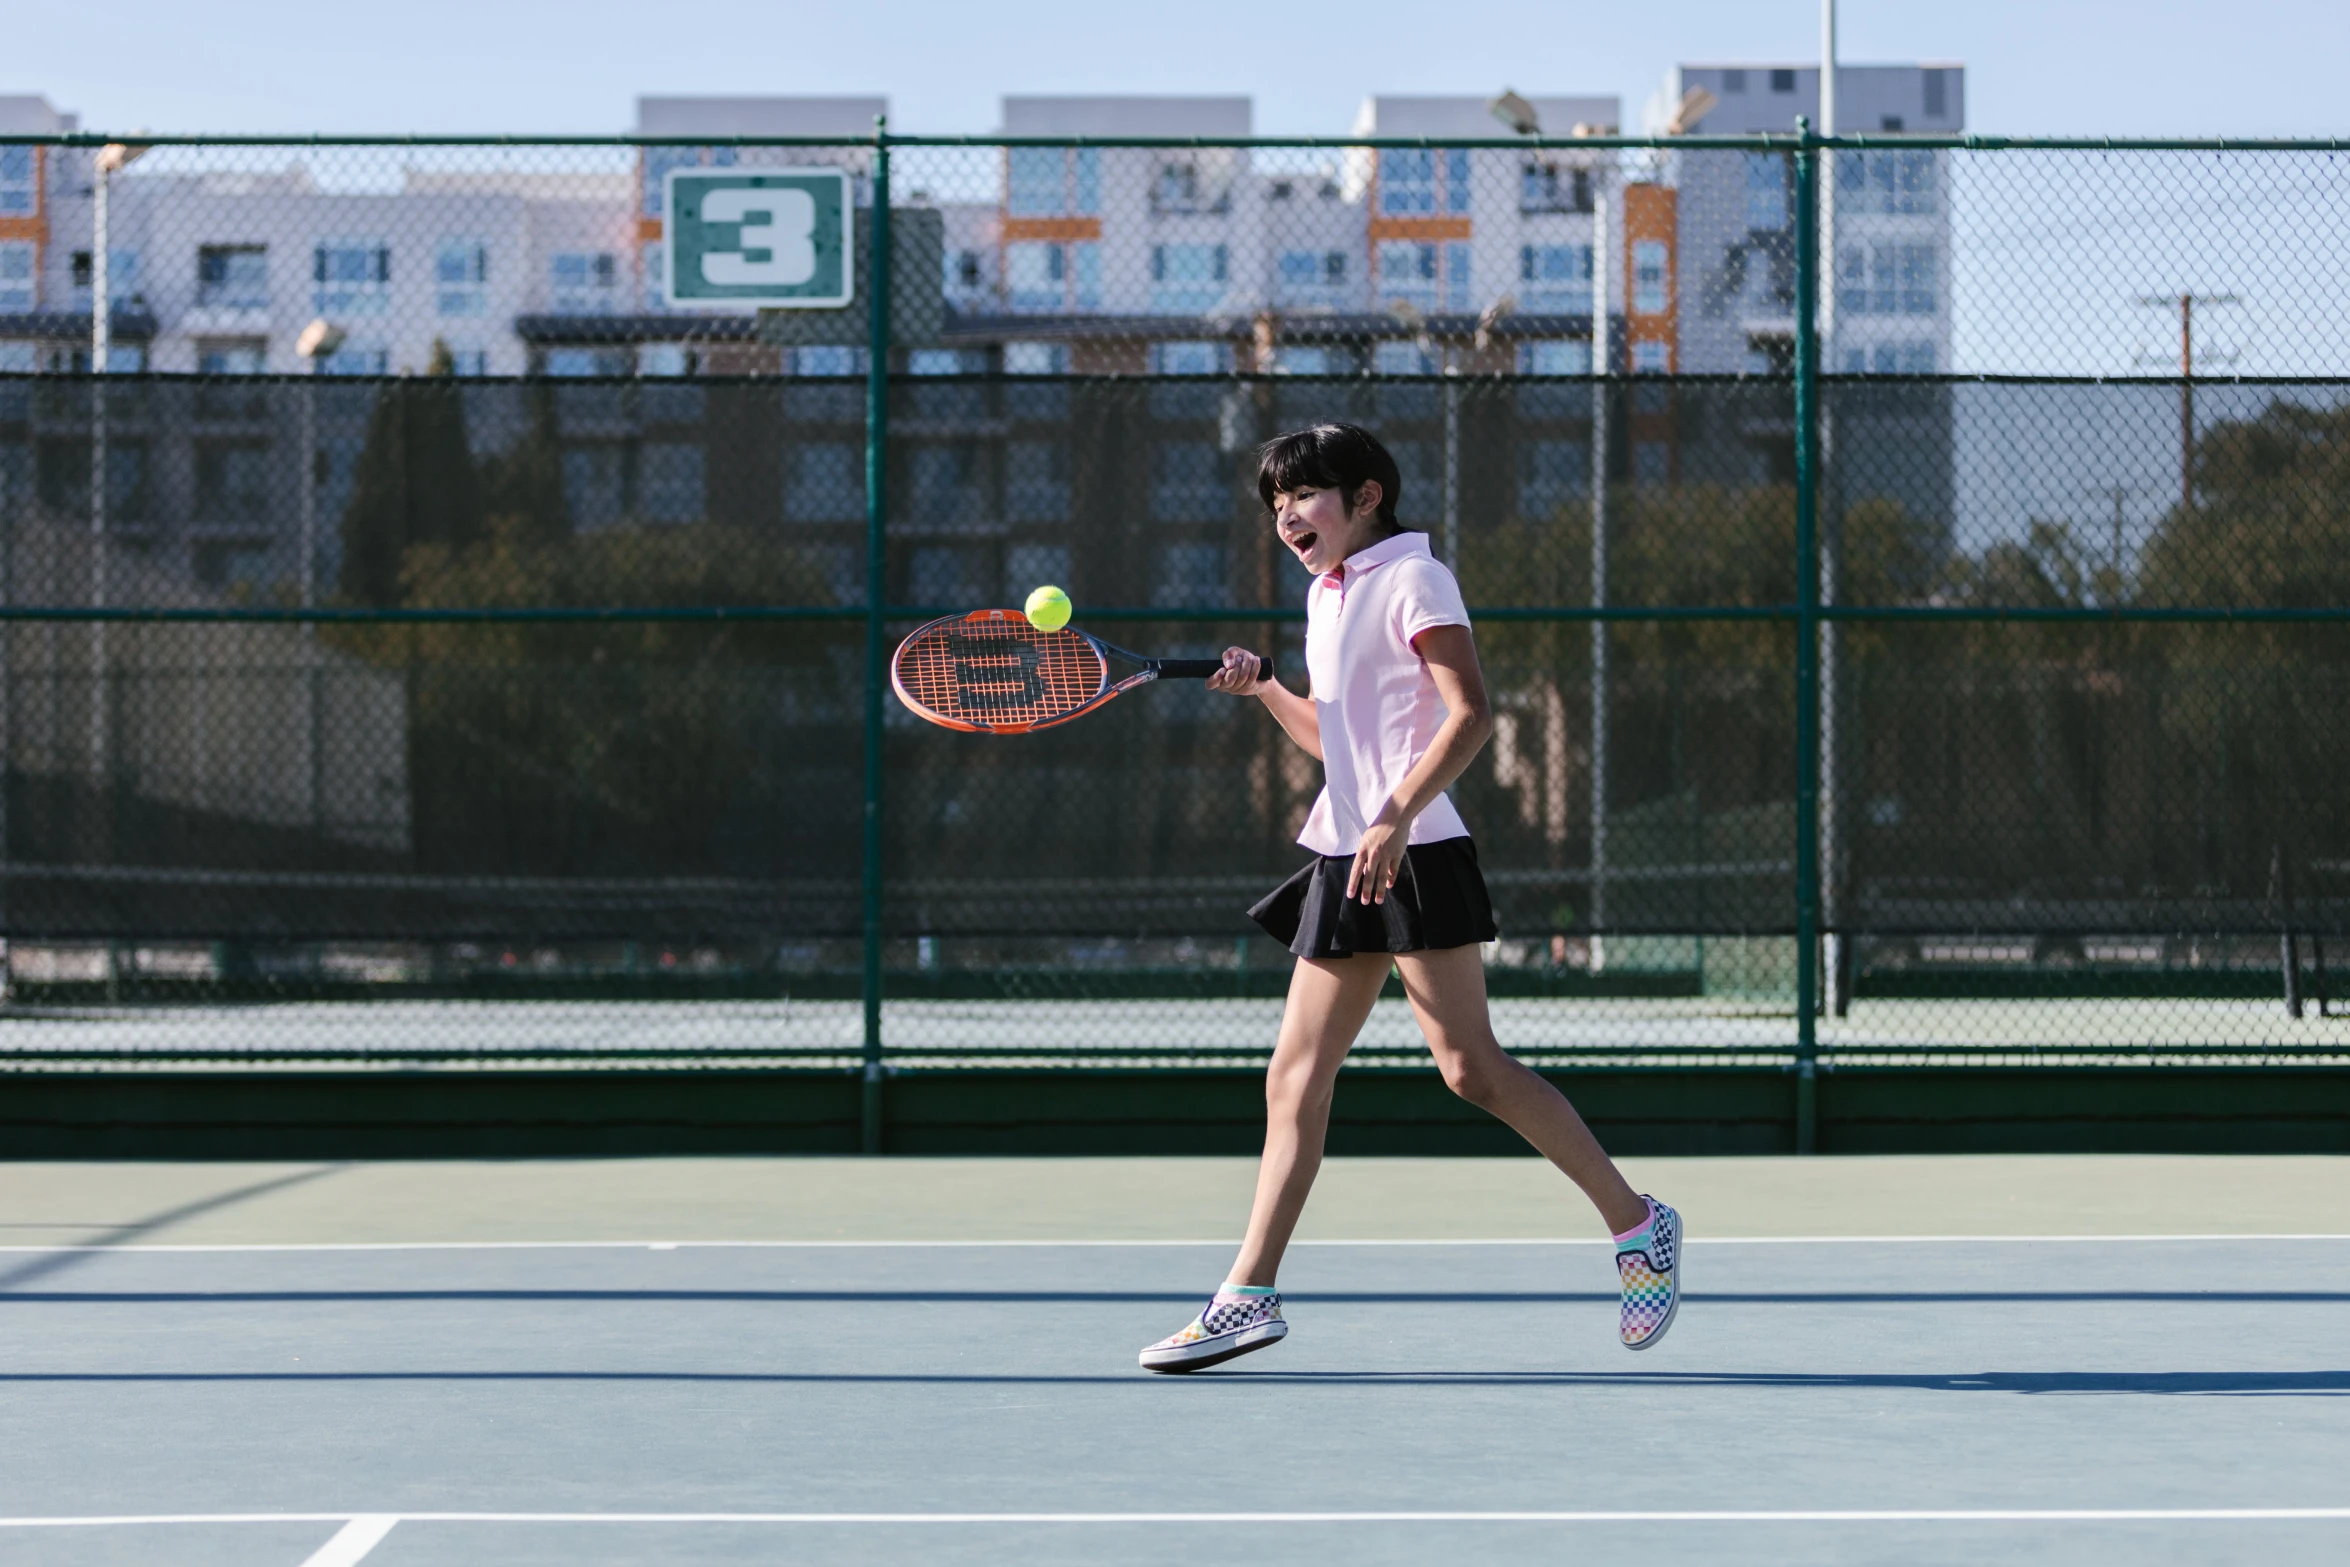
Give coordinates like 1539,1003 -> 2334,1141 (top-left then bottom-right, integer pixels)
890,609 -> 1275,735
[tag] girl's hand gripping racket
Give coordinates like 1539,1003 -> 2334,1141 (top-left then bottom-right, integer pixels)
890,609 -> 1275,735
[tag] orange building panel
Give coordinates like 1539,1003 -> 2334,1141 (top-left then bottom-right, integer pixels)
1620,181 -> 1678,371
1366,216 -> 1472,243
637,218 -> 664,242
1001,216 -> 1103,244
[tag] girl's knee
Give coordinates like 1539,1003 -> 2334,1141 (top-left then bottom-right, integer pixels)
1435,1046 -> 1503,1106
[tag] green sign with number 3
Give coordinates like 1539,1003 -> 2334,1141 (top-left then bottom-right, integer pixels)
664,168 -> 853,309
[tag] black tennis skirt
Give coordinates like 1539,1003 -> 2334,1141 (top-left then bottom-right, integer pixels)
1247,836 -> 1500,959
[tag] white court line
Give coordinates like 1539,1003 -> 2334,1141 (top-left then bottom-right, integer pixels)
0,1234 -> 2345,1254
5,1508 -> 2350,1527
297,1515 -> 398,1566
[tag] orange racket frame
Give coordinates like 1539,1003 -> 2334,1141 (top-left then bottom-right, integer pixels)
889,609 -> 1273,735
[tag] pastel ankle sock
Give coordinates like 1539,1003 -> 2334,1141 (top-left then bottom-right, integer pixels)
1216,1282 -> 1277,1300
1612,1198 -> 1658,1248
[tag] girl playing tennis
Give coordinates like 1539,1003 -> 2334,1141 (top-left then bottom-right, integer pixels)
1139,423 -> 1680,1372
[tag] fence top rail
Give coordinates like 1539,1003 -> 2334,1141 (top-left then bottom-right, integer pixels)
7,131 -> 2350,153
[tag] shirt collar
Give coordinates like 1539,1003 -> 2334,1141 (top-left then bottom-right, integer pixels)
1322,529 -> 1430,586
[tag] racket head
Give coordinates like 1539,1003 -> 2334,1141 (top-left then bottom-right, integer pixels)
889,610 -> 1112,735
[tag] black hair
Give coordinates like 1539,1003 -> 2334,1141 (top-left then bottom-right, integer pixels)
1255,423 -> 1409,534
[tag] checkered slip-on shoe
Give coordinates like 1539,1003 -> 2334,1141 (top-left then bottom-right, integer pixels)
1138,1291 -> 1288,1373
1617,1196 -> 1682,1351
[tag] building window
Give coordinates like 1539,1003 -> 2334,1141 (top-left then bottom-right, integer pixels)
0,242 -> 34,311
1630,340 -> 1670,374
435,240 -> 488,316
1516,340 -> 1591,375
445,347 -> 490,376
786,443 -> 862,522
1518,244 -> 1592,313
1005,441 -> 1071,522
196,338 -> 268,375
1151,541 -> 1229,607
1005,241 -> 1099,313
1445,149 -> 1471,214
947,248 -> 986,296
1836,150 -> 1936,215
70,250 -> 140,303
1150,243 -> 1228,314
194,441 -> 270,523
640,144 -> 738,220
314,240 -> 391,315
197,246 -> 269,309
793,346 -> 866,377
639,442 -> 705,522
1007,147 -> 1100,217
1924,68 -> 1950,118
1899,244 -> 1937,314
1378,150 -> 1436,215
1002,341 -> 1070,374
0,147 -> 33,216
1631,240 -> 1670,315
1518,440 -> 1590,517
563,446 -> 627,529
319,344 -> 388,375
1744,153 -> 1790,232
1149,341 -> 1228,376
1520,161 -> 1592,214
1376,241 -> 1438,311
1373,340 -> 1434,375
1274,249 -> 1347,308
638,344 -> 692,377
1276,345 -> 1336,374
1837,242 -> 1936,315
550,251 -> 619,314
1722,69 -> 1748,94
1153,159 -> 1226,214
1770,68 -> 1796,93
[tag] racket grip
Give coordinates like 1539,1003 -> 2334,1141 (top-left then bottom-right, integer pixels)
1158,653 -> 1275,682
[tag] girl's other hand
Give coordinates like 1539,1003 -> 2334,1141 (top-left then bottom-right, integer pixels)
1348,820 -> 1407,905
1206,647 -> 1266,695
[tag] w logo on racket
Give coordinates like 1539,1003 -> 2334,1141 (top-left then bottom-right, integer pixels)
949,637 -> 1047,709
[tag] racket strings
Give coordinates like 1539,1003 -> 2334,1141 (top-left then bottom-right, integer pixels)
894,615 -> 1106,730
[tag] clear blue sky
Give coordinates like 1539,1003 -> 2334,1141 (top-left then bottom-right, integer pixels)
11,0 -> 2347,137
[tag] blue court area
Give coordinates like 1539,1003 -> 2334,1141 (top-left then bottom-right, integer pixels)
3,1231 -> 2348,1564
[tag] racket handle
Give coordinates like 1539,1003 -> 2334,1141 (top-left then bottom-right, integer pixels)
1157,653 -> 1275,682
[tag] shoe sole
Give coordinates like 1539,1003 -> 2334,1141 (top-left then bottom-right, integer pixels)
1624,1216 -> 1682,1352
1139,1319 -> 1288,1373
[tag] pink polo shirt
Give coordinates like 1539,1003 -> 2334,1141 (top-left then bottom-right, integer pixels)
1296,529 -> 1473,856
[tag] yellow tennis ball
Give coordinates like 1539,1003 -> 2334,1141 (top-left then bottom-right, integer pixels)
1024,584 -> 1072,632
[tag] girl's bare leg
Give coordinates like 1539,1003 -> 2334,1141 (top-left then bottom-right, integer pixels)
1226,951 -> 1393,1286
1394,943 -> 1649,1234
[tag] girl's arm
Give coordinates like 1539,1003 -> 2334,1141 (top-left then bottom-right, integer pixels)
1348,624 -> 1493,904
1208,648 -> 1320,760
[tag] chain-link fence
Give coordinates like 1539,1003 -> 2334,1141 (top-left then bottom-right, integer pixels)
3,129 -> 2349,1148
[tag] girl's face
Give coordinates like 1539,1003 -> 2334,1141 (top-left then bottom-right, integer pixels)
1271,480 -> 1386,577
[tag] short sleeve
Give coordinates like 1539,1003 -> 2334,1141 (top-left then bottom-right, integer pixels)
1390,558 -> 1471,647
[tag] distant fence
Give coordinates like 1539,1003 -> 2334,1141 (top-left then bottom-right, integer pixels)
3,128 -> 2350,1155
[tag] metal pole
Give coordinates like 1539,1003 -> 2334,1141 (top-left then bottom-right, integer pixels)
860,119 -> 893,1155
2179,295 -> 2194,511
89,158 -> 110,806
1817,6 -> 1848,1017
1588,158 -> 1610,971
1441,375 -> 1460,570
1792,117 -> 1822,1154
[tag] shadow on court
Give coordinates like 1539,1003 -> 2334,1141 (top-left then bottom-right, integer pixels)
0,1165 -> 345,1291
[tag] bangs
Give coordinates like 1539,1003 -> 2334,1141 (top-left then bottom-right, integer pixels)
1255,429 -> 1349,515
1254,422 -> 1406,526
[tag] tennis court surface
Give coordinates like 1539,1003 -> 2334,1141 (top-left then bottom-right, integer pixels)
3,1155 -> 2347,1565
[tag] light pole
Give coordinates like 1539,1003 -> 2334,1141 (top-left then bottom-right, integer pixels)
294,318 -> 345,837
1816,5 -> 1851,1017
2135,292 -> 2238,511
88,140 -> 147,823
1490,91 -> 1614,967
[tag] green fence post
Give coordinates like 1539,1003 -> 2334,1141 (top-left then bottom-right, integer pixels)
1791,118 -> 1822,1155
860,118 -> 893,1155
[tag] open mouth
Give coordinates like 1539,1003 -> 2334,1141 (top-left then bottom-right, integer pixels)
1288,529 -> 1318,559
